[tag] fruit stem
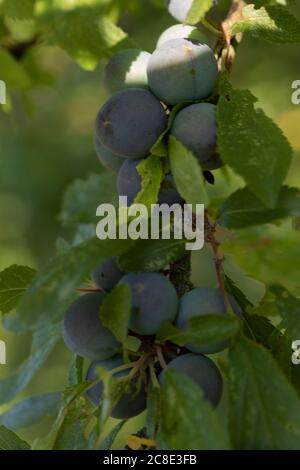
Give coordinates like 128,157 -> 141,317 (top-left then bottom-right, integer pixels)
201,18 -> 222,35
156,345 -> 167,370
149,363 -> 160,389
110,361 -> 140,375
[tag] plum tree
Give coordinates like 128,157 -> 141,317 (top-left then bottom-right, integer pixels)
104,49 -> 151,93
118,273 -> 178,335
157,24 -> 209,48
86,355 -> 147,419
117,158 -> 182,205
92,257 -> 124,292
62,293 -> 120,360
95,136 -> 124,173
170,103 -> 223,170
176,287 -> 240,354
159,353 -> 223,407
95,88 -> 167,158
166,0 -> 231,27
147,38 -> 218,105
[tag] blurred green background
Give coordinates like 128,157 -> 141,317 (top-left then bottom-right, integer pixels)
0,0 -> 299,447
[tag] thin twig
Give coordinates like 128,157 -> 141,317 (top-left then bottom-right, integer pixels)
204,213 -> 229,311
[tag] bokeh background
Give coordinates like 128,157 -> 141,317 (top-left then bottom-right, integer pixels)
0,0 -> 300,447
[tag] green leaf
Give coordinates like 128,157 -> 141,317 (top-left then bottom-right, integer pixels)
32,381 -> 95,450
52,398 -> 90,450
100,284 -> 131,344
0,48 -> 31,89
217,76 -> 292,207
157,314 -> 240,347
123,336 -> 141,353
118,237 -> 185,272
242,312 -> 292,378
151,103 -> 188,157
186,0 -> 214,25
0,393 -> 61,431
99,421 -> 126,450
271,284 -> 300,339
157,369 -> 230,450
60,173 -> 118,227
0,0 -> 35,19
134,156 -> 164,210
16,237 -> 134,330
232,5 -> 300,43
68,356 -> 84,386
146,383 -> 161,440
98,16 -> 133,52
0,265 -> 37,314
218,186 -> 300,228
0,323 -> 60,405
229,337 -> 300,449
224,275 -> 253,311
0,426 -> 30,450
169,136 -> 209,207
42,7 -> 130,70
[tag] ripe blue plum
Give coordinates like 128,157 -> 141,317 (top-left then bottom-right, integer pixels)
62,293 -> 120,360
170,103 -> 223,170
117,159 -> 142,206
118,273 -> 178,335
95,88 -> 167,159
159,353 -> 223,407
95,136 -> 124,173
176,287 -> 240,354
157,24 -> 209,48
147,38 -> 218,105
166,0 -> 193,22
86,356 -> 147,419
104,49 -> 151,93
117,158 -> 182,205
92,257 -> 124,292
166,0 -> 230,26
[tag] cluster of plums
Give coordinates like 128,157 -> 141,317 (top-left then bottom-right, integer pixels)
63,257 -> 239,419
94,1 -> 231,207
62,1 -> 234,420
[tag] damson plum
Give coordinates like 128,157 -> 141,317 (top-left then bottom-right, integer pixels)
95,89 -> 167,159
117,158 -> 182,205
92,257 -> 124,292
159,353 -> 223,407
157,24 -> 209,48
62,293 -> 120,360
166,0 -> 193,23
104,49 -> 151,93
170,103 -> 223,170
166,0 -> 230,27
118,273 -> 178,335
95,136 -> 124,173
117,159 -> 142,206
176,287 -> 240,354
86,355 -> 147,419
147,39 -> 218,105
